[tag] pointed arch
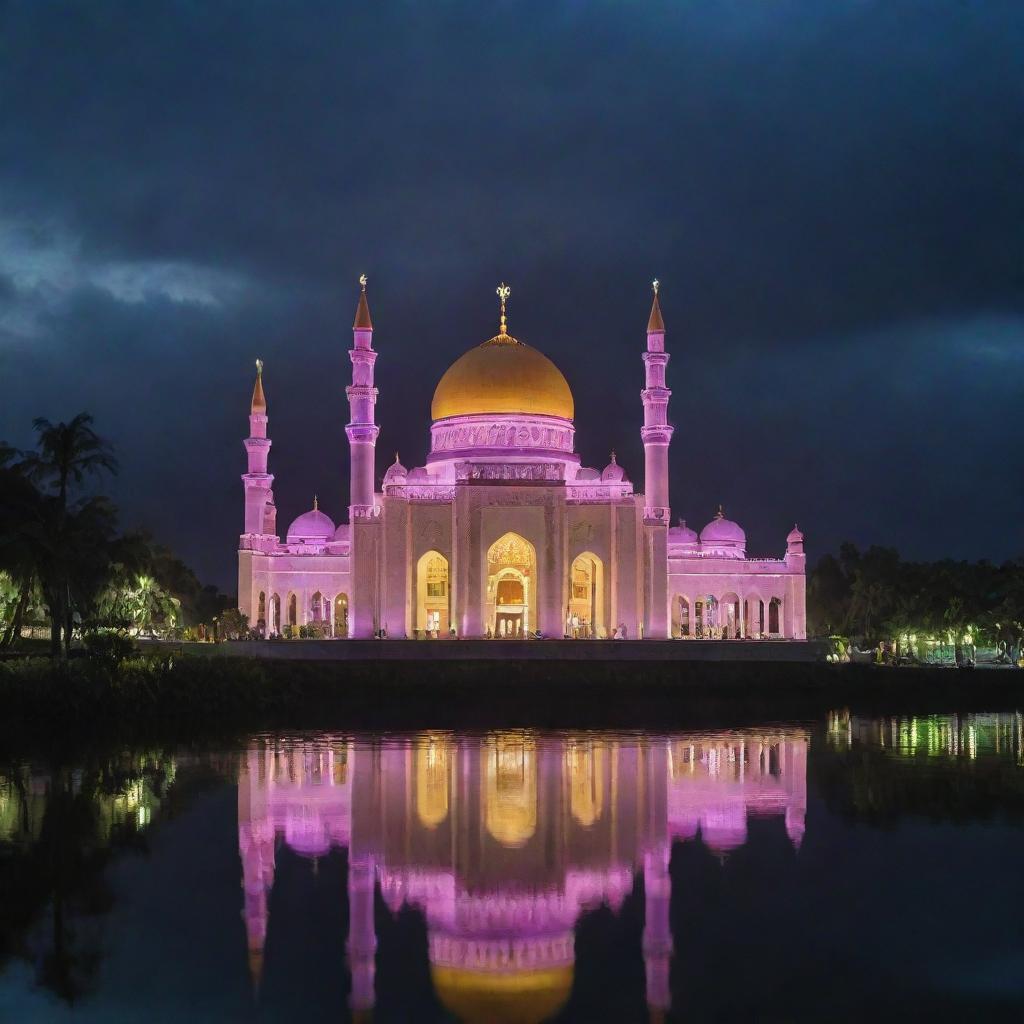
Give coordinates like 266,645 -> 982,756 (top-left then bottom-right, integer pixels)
416,550 -> 450,635
569,551 -> 605,638
486,533 -> 537,637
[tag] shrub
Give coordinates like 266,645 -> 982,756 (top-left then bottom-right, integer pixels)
83,631 -> 138,665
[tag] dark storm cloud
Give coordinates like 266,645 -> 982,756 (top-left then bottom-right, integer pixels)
1,0 -> 1022,587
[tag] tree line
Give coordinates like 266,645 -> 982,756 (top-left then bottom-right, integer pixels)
808,543 -> 1024,658
0,413 -> 234,658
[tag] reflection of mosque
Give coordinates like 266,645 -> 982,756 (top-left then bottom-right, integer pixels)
238,731 -> 807,1022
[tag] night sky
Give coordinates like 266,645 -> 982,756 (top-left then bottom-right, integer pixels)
2,1 -> 1022,590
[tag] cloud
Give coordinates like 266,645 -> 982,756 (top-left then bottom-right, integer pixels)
0,217 -> 252,348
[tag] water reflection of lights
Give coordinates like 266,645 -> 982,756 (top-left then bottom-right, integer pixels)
238,730 -> 809,1020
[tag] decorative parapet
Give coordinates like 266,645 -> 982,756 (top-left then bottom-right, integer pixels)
350,504 -> 382,522
455,461 -> 564,484
567,483 -> 634,503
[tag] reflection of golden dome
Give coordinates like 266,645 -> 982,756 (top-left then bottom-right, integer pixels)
432,966 -> 573,1024
431,334 -> 574,421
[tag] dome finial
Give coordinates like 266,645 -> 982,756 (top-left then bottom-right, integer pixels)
716,504 -> 725,519
496,282 -> 511,336
313,494 -> 319,511
353,274 -> 373,329
610,449 -> 617,464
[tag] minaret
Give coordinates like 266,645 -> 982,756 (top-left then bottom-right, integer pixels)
641,280 -> 673,519
641,281 -> 672,638
346,275 -> 379,513
242,359 -> 274,537
346,276 -> 381,638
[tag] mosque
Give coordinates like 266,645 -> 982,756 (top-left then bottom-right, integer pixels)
237,279 -> 806,640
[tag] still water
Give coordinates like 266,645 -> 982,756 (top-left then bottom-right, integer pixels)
1,712 -> 1023,1022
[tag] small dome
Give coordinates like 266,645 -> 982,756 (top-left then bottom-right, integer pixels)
601,452 -> 626,482
787,524 -> 804,544
407,466 -> 429,482
383,454 -> 408,486
670,519 -> 699,546
699,506 -> 746,554
575,467 -> 600,481
332,522 -> 350,542
286,500 -> 336,543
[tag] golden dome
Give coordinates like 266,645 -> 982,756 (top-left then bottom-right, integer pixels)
431,965 -> 574,1024
431,334 -> 574,421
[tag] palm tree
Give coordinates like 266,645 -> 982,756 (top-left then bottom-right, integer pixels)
0,452 -> 45,648
16,415 -> 119,657
21,413 -> 118,515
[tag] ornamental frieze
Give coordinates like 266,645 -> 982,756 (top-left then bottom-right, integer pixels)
431,420 -> 573,453
455,462 -> 564,482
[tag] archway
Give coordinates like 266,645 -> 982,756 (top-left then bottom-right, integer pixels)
769,597 -> 783,636
416,551 -> 450,636
676,596 -> 691,638
257,592 -> 266,636
695,595 -> 718,638
270,593 -> 281,635
568,552 -> 604,638
310,591 -> 326,623
333,594 -> 348,638
721,592 -> 740,640
287,592 -> 297,628
745,596 -> 764,638
486,533 -> 536,638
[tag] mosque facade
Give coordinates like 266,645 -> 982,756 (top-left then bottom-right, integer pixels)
237,281 -> 806,640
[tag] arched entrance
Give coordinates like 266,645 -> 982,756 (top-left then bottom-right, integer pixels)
310,591 -> 326,624
676,596 -> 691,638
257,592 -> 266,636
333,594 -> 348,638
745,596 -> 764,638
769,597 -> 783,636
721,592 -> 741,639
416,551 -> 450,636
568,552 -> 604,638
486,533 -> 536,638
270,593 -> 281,635
287,592 -> 297,628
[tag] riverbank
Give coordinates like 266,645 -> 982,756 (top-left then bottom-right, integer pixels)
0,655 -> 1021,754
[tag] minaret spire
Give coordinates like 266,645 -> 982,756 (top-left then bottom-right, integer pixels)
251,358 -> 267,413
353,273 -> 373,329
647,278 -> 665,333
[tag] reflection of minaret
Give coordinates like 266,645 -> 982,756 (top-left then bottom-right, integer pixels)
643,741 -> 673,1020
783,738 -> 808,849
347,855 -> 377,1020
238,748 -> 275,997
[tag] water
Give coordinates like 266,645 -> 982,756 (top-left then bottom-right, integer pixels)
1,712 -> 1023,1022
